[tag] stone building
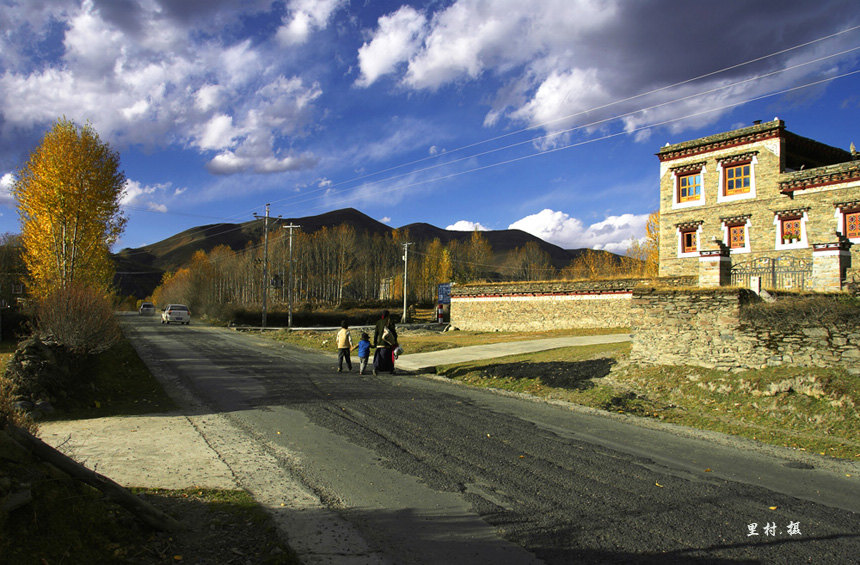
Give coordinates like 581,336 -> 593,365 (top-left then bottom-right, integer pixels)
657,119 -> 859,291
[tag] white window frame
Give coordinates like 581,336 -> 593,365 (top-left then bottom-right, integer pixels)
774,211 -> 808,250
722,219 -> 751,254
671,167 -> 706,209
676,224 -> 702,258
717,156 -> 757,203
835,206 -> 860,243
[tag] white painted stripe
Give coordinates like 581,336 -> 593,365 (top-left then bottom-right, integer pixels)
453,292 -> 632,303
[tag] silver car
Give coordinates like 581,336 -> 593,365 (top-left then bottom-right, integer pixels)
139,302 -> 156,315
161,304 -> 191,325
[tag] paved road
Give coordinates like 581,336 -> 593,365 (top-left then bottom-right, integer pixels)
121,315 -> 859,564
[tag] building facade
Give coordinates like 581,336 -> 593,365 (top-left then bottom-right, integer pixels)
657,119 -> 859,291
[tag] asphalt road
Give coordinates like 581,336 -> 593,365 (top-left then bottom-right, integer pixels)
121,314 -> 859,564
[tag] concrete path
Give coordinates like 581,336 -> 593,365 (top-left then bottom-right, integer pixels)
395,333 -> 631,373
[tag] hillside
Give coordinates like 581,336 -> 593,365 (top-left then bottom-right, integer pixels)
112,208 -> 615,298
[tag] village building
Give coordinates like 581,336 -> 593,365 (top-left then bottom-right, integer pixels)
657,119 -> 860,291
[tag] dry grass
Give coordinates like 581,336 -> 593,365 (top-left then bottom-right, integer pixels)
431,342 -> 858,461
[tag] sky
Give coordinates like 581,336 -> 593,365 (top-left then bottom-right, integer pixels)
0,1 -> 859,255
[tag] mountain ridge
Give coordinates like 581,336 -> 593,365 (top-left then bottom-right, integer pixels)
113,207 -> 611,298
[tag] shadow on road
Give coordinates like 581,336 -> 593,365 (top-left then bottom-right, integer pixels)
439,358 -> 616,391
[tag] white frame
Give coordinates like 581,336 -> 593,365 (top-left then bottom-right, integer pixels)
677,224 -> 702,258
722,219 -> 751,254
835,206 -> 860,243
671,167 -> 706,209
717,156 -> 757,203
774,211 -> 808,250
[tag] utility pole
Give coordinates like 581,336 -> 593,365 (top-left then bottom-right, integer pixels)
253,204 -> 271,328
402,241 -> 412,323
282,223 -> 300,328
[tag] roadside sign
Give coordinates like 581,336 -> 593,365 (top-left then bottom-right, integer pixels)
438,282 -> 451,305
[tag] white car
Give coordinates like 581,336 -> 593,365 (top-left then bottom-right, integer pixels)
161,304 -> 191,325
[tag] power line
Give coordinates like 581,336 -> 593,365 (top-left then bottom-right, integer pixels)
271,44 -> 860,214
227,26 -> 860,217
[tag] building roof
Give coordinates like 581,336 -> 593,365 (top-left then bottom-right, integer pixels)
657,119 -> 854,172
657,119 -> 784,161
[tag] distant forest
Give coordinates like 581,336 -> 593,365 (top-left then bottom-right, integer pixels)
149,223 -> 654,318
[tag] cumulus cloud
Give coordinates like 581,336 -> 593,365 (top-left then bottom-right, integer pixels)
356,6 -> 427,87
121,179 -> 174,212
358,0 -> 860,138
446,220 -> 488,231
277,0 -> 346,45
0,1 -> 323,177
509,209 -> 649,254
0,173 -> 15,206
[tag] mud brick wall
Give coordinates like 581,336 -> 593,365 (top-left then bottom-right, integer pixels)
630,287 -> 860,374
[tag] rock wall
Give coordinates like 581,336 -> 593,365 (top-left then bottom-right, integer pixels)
629,287 -> 859,374
449,278 -> 695,332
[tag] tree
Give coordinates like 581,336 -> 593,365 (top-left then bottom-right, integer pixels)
626,210 -> 659,277
13,118 -> 127,298
465,229 -> 493,282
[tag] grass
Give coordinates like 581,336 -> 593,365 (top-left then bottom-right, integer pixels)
432,341 -> 859,461
39,338 -> 179,420
0,333 -> 299,564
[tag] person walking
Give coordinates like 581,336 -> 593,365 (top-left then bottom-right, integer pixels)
372,309 -> 398,376
357,332 -> 371,375
336,320 -> 356,372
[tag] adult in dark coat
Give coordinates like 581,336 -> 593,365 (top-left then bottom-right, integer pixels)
372,309 -> 398,375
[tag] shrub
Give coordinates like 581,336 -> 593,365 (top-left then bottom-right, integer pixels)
34,284 -> 120,355
741,294 -> 860,331
3,335 -> 82,407
0,374 -> 36,433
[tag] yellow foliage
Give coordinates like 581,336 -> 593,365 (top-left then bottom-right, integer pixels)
12,118 -> 126,299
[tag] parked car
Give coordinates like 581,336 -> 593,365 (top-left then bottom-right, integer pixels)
139,302 -> 156,316
161,304 -> 191,325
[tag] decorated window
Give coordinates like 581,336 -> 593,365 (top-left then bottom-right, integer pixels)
728,224 -> 746,249
774,209 -> 808,249
681,228 -> 698,254
724,162 -> 751,196
671,163 -> 706,208
781,217 -> 801,242
678,172 -> 702,203
717,153 -> 757,203
845,210 -> 860,239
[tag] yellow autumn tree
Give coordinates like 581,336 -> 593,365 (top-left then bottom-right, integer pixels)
12,118 -> 127,299
626,210 -> 659,277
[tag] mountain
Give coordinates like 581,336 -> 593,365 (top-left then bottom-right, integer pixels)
112,208 -> 615,298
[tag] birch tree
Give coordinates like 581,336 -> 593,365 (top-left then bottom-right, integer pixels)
13,119 -> 126,298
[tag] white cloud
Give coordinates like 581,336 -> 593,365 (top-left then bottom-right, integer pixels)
0,173 -> 16,206
207,150 -> 317,175
356,6 -> 427,87
196,114 -> 238,151
380,216 -> 392,224
0,1 -> 323,177
360,0 -> 859,141
509,209 -> 648,253
277,0 -> 346,45
121,179 -> 173,212
446,220 -> 488,231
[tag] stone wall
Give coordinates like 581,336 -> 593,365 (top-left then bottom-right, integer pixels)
629,287 -> 859,374
449,277 -> 695,332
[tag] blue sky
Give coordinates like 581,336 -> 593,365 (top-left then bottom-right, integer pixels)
1,0 -> 859,254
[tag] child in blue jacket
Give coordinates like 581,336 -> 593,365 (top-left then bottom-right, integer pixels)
357,332 -> 372,375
